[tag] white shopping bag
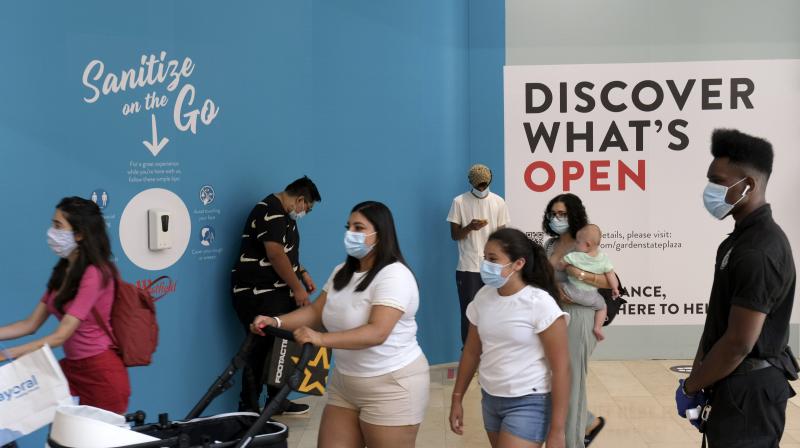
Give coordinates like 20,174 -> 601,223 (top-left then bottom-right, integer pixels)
49,406 -> 160,447
0,345 -> 73,445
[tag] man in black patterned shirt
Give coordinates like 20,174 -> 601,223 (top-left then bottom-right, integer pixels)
232,176 -> 321,414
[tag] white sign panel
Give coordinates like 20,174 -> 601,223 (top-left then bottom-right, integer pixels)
504,60 -> 800,325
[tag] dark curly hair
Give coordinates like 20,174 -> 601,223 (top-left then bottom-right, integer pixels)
711,129 -> 773,178
541,193 -> 588,239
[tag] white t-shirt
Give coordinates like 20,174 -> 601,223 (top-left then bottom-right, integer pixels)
321,262 -> 423,377
466,284 -> 568,397
447,191 -> 510,272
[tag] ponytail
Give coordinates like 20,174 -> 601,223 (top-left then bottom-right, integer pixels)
522,237 -> 559,300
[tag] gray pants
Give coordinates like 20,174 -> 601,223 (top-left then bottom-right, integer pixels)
562,303 -> 598,448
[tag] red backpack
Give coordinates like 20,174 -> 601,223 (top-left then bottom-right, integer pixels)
92,277 -> 159,367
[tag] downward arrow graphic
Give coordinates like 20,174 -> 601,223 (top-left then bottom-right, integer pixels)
142,114 -> 169,157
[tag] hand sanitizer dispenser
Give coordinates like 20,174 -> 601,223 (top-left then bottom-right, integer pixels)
148,209 -> 171,250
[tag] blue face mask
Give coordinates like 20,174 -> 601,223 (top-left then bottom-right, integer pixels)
548,217 -> 569,235
344,231 -> 376,259
480,260 -> 514,289
703,178 -> 748,220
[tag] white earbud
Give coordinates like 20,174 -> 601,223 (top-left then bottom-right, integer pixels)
741,184 -> 751,196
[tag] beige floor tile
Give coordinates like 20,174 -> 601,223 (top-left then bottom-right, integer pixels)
586,428 -> 649,448
591,361 -> 653,397
667,412 -> 701,435
647,384 -> 678,409
428,388 -> 446,408
626,360 -> 682,386
784,430 -> 800,443
269,360 -> 800,447
586,370 -> 605,388
444,426 -> 489,448
295,430 -> 317,448
594,396 -> 668,420
629,417 -> 695,443
587,387 -> 617,407
285,431 -> 300,448
787,404 -> 800,430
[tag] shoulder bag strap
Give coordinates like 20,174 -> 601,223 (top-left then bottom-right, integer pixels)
90,308 -> 119,347
91,275 -> 120,348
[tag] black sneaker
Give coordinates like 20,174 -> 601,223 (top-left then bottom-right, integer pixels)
280,401 -> 310,415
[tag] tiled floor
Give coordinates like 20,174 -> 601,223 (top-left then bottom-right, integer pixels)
273,360 -> 800,448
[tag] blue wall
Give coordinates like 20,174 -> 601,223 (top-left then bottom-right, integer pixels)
468,0 -> 506,194
0,2 -> 505,446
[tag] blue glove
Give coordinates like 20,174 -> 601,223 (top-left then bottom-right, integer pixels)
675,379 -> 705,418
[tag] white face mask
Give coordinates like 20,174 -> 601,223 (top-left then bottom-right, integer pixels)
289,200 -> 308,220
703,178 -> 749,220
471,187 -> 489,199
47,227 -> 78,258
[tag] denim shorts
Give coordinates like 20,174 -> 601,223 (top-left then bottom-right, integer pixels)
481,389 -> 551,443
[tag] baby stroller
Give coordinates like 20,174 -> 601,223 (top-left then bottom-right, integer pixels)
48,327 -> 314,448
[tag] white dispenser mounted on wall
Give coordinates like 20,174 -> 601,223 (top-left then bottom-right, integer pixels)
148,209 -> 172,250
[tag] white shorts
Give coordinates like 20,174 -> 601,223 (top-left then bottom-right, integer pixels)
326,354 -> 430,426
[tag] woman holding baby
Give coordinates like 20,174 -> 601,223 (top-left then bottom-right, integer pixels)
541,193 -> 617,448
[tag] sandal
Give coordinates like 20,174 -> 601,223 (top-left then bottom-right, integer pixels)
584,416 -> 606,446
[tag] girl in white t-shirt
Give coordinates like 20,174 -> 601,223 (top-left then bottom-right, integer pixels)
449,228 -> 570,448
251,201 -> 429,448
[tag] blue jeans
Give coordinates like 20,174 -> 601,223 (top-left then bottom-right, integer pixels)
481,389 -> 552,443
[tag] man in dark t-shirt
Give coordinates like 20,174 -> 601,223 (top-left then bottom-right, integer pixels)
232,176 -> 321,414
678,130 -> 797,447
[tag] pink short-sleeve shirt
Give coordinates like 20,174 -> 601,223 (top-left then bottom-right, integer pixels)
42,265 -> 115,360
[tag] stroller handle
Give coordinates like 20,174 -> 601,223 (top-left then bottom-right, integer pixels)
259,325 -> 295,341
234,327 -> 316,448
183,325 -> 314,422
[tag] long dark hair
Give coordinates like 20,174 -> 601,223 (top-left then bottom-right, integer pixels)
47,197 -> 117,314
542,193 -> 588,239
333,201 -> 411,292
487,228 -> 559,300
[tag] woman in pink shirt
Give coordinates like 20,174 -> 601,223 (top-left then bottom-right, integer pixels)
0,197 -> 130,414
